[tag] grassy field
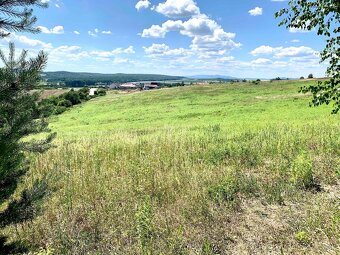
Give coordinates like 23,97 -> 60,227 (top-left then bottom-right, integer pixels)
4,80 -> 340,254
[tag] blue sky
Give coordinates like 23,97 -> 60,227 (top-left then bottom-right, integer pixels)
0,0 -> 328,78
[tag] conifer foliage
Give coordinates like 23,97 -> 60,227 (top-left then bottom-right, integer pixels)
0,1 -> 52,251
0,42 -> 54,252
0,0 -> 48,37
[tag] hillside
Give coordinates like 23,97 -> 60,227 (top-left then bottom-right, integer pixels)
10,80 -> 340,254
43,71 -> 185,86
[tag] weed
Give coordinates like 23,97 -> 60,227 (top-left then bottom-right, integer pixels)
208,172 -> 258,206
294,231 -> 310,245
135,197 -> 154,253
201,239 -> 220,255
290,153 -> 315,190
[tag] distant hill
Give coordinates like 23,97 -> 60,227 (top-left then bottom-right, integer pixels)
188,75 -> 238,80
42,71 -> 185,87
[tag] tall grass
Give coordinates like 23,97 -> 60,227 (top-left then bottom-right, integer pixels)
8,123 -> 337,254
2,81 -> 340,254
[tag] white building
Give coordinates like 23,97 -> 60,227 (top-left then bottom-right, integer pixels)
89,88 -> 98,96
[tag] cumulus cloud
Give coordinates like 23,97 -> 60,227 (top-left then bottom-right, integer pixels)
90,46 -> 135,60
142,14 -> 240,57
141,25 -> 167,38
135,0 -> 151,11
74,31 -> 80,35
251,45 -> 318,59
144,43 -> 190,57
251,58 -> 272,64
248,7 -> 263,16
1,33 -> 53,49
154,0 -> 200,18
37,25 -> 64,34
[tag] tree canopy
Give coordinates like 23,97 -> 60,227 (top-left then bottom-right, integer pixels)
0,0 -> 48,38
276,0 -> 340,114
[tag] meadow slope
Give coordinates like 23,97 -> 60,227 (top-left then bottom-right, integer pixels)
4,80 -> 340,254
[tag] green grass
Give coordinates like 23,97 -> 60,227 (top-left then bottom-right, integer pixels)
3,80 -> 340,254
49,80 -> 337,136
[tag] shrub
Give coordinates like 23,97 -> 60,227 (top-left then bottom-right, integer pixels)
300,76 -> 305,79
54,106 -> 67,115
57,99 -> 72,108
307,73 -> 313,79
63,90 -> 81,105
96,88 -> 107,96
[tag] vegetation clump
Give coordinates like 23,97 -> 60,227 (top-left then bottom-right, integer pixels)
290,153 -> 315,190
208,172 -> 259,207
38,87 -> 107,117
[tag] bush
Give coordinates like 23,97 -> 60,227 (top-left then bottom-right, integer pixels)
54,106 -> 67,115
57,99 -> 72,108
96,88 -> 107,96
307,73 -> 313,79
300,76 -> 304,79
64,90 -> 81,105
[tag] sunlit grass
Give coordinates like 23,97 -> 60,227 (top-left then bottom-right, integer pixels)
4,80 -> 339,254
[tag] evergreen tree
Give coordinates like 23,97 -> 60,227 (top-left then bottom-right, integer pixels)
276,0 -> 339,114
0,43 -> 54,251
0,0 -> 48,38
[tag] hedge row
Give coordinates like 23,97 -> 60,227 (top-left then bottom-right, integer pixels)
38,87 -> 106,117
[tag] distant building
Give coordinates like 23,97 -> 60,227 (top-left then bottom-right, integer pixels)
109,83 -> 120,89
143,84 -> 159,90
119,83 -> 138,90
89,88 -> 98,96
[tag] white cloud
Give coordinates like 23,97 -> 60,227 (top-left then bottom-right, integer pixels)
113,58 -> 130,64
251,58 -> 272,64
154,0 -> 200,18
135,0 -> 151,11
291,39 -> 300,43
251,45 -> 318,59
37,25 -> 64,34
216,56 -> 235,63
251,45 -> 275,55
248,7 -> 263,16
289,27 -> 310,33
275,46 -> 317,58
48,45 -> 89,63
141,25 -> 167,38
141,14 -> 240,58
90,46 -> 135,59
144,43 -> 190,57
88,31 -> 97,37
102,31 -> 112,34
74,31 -> 80,35
2,33 -> 53,49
